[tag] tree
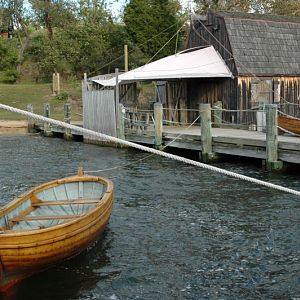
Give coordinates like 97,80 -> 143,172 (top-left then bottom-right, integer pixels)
29,0 -> 77,39
123,0 -> 184,61
0,38 -> 19,83
267,0 -> 300,16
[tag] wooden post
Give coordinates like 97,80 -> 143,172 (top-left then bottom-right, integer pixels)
200,103 -> 214,162
43,103 -> 53,137
213,101 -> 222,128
265,104 -> 283,170
124,45 -> 128,72
115,68 -> 120,138
118,103 -> 125,140
27,104 -> 36,133
154,102 -> 163,149
64,102 -> 73,140
52,72 -> 60,95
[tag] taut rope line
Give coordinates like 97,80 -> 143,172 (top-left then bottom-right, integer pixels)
1,103 -> 300,196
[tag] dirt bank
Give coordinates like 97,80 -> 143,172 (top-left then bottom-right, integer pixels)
0,120 -> 28,135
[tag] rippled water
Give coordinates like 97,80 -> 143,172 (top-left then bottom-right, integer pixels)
0,135 -> 299,300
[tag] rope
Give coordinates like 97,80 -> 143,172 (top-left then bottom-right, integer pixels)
146,22 -> 186,64
278,110 -> 300,121
1,103 -> 300,197
87,114 -> 201,173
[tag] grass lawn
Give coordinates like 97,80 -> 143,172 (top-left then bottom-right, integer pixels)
0,81 -> 83,121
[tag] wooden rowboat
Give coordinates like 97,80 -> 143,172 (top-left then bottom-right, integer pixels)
0,168 -> 113,291
278,115 -> 300,135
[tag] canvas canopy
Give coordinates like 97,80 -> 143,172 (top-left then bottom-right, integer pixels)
93,46 -> 233,87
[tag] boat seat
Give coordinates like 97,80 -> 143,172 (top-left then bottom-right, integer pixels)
32,199 -> 99,206
12,214 -> 83,222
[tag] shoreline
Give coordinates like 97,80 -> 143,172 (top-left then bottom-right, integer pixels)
0,120 -> 29,135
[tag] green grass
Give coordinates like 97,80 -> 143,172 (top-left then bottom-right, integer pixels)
0,81 -> 83,121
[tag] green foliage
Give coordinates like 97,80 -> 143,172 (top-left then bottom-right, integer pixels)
124,0 -> 184,60
54,91 -> 69,101
1,68 -> 19,83
0,39 -> 19,83
268,0 -> 300,16
1,0 -> 299,84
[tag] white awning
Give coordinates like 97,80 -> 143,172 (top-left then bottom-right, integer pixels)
93,46 -> 233,87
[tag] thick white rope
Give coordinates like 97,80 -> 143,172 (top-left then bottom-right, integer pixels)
1,103 -> 300,196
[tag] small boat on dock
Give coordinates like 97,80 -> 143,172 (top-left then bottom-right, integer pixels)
278,115 -> 300,135
0,168 -> 113,291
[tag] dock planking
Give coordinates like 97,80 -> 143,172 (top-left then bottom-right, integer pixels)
126,126 -> 300,165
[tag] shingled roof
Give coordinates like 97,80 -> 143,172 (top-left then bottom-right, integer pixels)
219,12 -> 300,76
190,12 -> 300,76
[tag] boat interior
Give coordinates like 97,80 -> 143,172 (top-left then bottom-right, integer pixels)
0,180 -> 107,232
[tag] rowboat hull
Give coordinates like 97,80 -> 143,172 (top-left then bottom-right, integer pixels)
0,173 -> 113,291
278,115 -> 300,135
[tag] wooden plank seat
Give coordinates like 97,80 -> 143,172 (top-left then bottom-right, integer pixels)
12,214 -> 83,222
32,199 -> 99,206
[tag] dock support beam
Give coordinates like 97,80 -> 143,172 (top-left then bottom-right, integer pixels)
265,104 -> 283,171
154,102 -> 163,149
200,103 -> 215,163
63,102 -> 73,140
43,103 -> 53,137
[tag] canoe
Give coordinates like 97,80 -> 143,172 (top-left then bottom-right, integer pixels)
278,115 -> 300,135
0,168 -> 113,291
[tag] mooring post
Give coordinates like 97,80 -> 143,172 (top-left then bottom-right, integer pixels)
265,104 -> 283,171
27,103 -> 36,133
43,103 -> 53,137
200,103 -> 214,163
63,102 -> 73,140
118,103 -> 125,140
154,102 -> 163,149
213,101 -> 222,128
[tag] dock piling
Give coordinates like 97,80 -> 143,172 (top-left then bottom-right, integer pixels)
63,102 -> 73,140
200,103 -> 215,163
27,104 -> 36,133
43,103 -> 53,137
265,104 -> 283,170
118,104 -> 125,140
213,101 -> 222,128
154,102 -> 163,149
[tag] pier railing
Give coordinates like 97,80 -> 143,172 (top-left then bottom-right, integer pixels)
124,106 -> 267,132
125,108 -> 155,133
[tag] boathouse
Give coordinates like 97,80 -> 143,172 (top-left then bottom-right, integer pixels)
84,11 -> 300,134
187,11 -> 300,119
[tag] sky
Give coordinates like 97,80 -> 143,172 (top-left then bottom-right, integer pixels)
23,0 -> 196,19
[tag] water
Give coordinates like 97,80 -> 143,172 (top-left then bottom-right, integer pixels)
0,135 -> 299,300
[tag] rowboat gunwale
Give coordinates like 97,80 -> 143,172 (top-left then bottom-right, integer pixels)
278,115 -> 300,135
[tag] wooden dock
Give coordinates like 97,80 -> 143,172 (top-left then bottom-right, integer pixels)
31,102 -> 300,169
33,119 -> 300,167
126,126 -> 300,165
